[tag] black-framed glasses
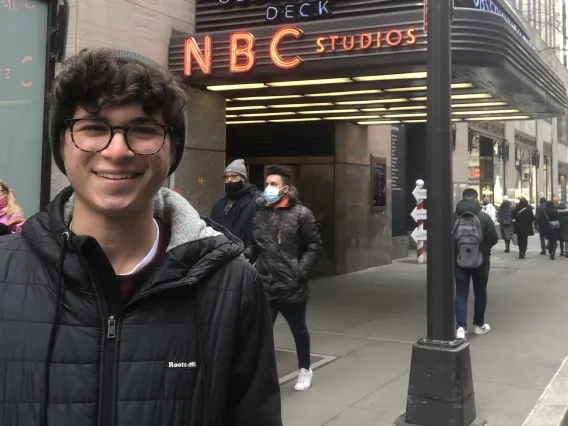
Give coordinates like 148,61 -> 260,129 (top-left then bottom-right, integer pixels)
66,118 -> 173,155
223,173 -> 241,182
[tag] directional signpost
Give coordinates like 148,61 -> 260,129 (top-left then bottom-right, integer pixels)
411,179 -> 427,264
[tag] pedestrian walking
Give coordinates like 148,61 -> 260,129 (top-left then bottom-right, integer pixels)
0,48 -> 281,426
210,159 -> 262,247
558,201 -> 568,258
535,197 -> 548,255
513,197 -> 535,259
544,200 -> 562,259
482,197 -> 496,222
0,180 -> 25,235
453,188 -> 498,340
497,195 -> 514,253
245,165 -> 323,391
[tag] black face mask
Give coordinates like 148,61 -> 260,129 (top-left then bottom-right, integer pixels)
225,181 -> 244,195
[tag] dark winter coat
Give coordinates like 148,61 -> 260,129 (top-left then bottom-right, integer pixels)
559,209 -> 568,240
513,203 -> 535,237
543,208 -> 562,240
0,186 -> 282,426
210,184 -> 263,247
454,199 -> 499,265
497,201 -> 514,241
535,202 -> 547,232
244,186 -> 323,303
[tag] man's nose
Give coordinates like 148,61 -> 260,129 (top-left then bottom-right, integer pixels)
100,131 -> 134,158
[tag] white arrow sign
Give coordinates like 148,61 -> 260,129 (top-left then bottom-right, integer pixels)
411,208 -> 428,222
411,228 -> 428,242
412,187 -> 427,201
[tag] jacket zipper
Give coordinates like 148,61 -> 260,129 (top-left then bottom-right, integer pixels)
101,314 -> 118,426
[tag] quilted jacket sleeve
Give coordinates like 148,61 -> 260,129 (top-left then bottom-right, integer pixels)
224,270 -> 282,426
298,206 -> 323,277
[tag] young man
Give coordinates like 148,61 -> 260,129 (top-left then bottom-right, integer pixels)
0,49 -> 281,426
245,166 -> 322,391
210,159 -> 262,247
453,188 -> 499,340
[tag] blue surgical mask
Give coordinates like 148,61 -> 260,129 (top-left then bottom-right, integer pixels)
264,186 -> 281,205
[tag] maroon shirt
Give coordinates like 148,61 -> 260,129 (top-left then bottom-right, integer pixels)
117,219 -> 171,301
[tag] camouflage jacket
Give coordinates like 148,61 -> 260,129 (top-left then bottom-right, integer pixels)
245,186 -> 323,303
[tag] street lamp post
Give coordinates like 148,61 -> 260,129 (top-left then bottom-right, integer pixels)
394,0 -> 485,425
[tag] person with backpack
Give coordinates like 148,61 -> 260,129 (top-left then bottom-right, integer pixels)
544,200 -> 562,259
513,197 -> 536,259
453,188 -> 499,340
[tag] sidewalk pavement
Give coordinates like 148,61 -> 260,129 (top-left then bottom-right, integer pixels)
274,236 -> 568,426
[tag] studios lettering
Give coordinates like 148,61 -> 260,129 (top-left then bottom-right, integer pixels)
218,0 -> 332,22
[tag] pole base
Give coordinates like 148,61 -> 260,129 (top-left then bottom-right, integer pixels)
393,338 -> 485,426
394,414 -> 486,426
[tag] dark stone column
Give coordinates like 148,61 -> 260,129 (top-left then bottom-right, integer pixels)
173,89 -> 226,216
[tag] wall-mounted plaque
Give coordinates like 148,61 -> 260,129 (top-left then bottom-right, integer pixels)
371,154 -> 387,211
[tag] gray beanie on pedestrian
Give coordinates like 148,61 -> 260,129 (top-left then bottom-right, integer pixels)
48,49 -> 187,176
225,159 -> 248,180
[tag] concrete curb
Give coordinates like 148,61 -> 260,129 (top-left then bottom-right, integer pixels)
522,355 -> 568,426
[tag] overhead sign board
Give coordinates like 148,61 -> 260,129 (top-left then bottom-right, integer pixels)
218,0 -> 333,22
184,25 -> 417,76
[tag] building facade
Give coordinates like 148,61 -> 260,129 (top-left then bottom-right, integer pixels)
2,0 -> 568,275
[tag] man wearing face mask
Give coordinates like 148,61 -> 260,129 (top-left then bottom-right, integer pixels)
245,165 -> 323,392
210,159 -> 262,247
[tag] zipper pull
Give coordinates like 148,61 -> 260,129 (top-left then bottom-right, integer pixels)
107,316 -> 116,339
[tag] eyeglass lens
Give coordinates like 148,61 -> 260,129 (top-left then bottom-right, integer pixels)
71,119 -> 166,154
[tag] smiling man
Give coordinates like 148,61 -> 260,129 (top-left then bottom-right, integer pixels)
0,49 -> 281,426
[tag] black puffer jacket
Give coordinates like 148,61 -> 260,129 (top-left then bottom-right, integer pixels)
0,187 -> 281,426
245,187 -> 323,303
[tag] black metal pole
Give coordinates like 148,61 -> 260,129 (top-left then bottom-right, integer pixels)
394,1 -> 484,424
426,0 -> 455,341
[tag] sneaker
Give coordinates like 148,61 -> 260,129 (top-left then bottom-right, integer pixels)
456,327 -> 466,340
474,324 -> 491,335
294,368 -> 313,391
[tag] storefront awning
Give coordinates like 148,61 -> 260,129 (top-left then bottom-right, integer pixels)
168,8 -> 568,125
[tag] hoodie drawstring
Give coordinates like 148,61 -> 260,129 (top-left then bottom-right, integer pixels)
193,291 -> 209,426
42,231 -> 69,426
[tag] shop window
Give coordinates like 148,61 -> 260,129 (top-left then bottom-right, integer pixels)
0,0 -> 49,217
515,146 -> 535,204
544,156 -> 551,200
492,140 -> 505,206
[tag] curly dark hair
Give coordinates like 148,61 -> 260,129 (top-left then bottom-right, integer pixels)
49,48 -> 189,175
265,165 -> 291,186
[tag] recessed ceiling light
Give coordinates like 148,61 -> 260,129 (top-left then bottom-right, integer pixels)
357,120 -> 401,125
267,78 -> 351,87
226,105 -> 268,111
233,95 -> 303,101
411,93 -> 492,101
226,120 -> 267,124
385,83 -> 473,92
269,102 -> 333,108
361,105 -> 426,112
453,101 -> 507,108
208,83 -> 267,91
305,89 -> 382,97
240,112 -> 295,117
226,115 -> 239,118
453,109 -> 519,116
353,72 -> 427,82
382,113 -> 427,118
336,98 -> 408,105
402,119 -> 427,123
268,118 -> 322,122
323,115 -> 381,120
466,115 -> 530,121
298,109 -> 359,115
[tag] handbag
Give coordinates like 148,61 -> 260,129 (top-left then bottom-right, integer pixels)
512,234 -> 518,246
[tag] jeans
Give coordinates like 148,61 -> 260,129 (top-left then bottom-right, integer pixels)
455,264 -> 489,330
518,235 -> 528,256
270,301 -> 311,370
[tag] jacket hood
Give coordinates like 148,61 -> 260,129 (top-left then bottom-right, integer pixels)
456,199 -> 482,215
21,186 -> 243,293
256,185 -> 300,207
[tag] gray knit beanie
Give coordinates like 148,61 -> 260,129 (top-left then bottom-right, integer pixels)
48,48 -> 187,176
225,159 -> 248,180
